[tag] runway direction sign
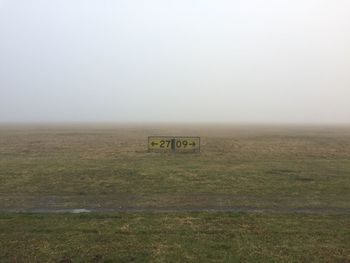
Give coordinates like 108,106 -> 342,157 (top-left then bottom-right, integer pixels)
148,136 -> 200,153
174,137 -> 200,153
147,136 -> 173,151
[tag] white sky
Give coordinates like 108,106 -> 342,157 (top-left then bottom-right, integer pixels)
0,0 -> 349,123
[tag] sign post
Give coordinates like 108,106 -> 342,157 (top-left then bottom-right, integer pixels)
148,136 -> 200,153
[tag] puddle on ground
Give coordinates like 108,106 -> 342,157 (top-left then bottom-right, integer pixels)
71,209 -> 91,213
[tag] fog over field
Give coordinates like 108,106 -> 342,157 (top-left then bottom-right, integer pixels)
0,0 -> 349,124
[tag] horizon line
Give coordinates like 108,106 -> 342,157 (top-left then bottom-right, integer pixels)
1,121 -> 350,127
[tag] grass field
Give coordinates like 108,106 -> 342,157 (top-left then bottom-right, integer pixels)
1,212 -> 349,262
0,124 -> 350,261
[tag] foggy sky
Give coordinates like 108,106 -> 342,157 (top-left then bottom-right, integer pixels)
1,0 -> 349,124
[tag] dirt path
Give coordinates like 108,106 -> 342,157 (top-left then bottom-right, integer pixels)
1,194 -> 349,214
2,207 -> 350,214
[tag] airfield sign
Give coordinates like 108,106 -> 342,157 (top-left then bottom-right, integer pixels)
148,136 -> 173,151
148,136 -> 200,153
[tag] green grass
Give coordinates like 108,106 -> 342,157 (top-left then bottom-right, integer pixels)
0,212 -> 349,262
0,124 -> 349,211
0,124 -> 350,261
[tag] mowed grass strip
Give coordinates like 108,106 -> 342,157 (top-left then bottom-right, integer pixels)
0,212 -> 349,262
